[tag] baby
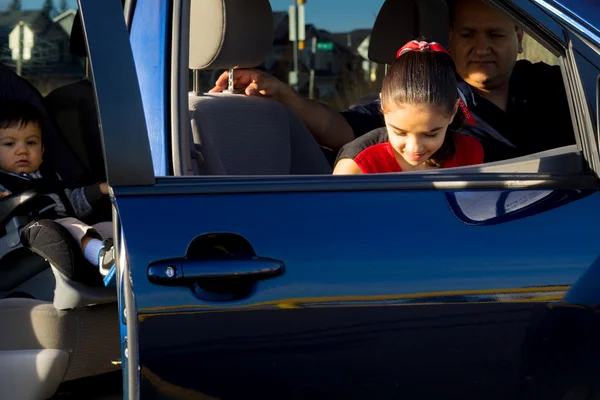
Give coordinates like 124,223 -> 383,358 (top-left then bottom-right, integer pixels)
0,99 -> 114,283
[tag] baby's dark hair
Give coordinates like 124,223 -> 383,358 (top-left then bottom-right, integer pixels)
0,100 -> 43,132
380,49 -> 462,167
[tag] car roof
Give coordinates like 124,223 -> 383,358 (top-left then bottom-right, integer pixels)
552,0 -> 600,32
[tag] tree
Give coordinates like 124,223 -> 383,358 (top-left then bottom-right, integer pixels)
7,0 -> 22,11
60,0 -> 68,13
42,0 -> 54,16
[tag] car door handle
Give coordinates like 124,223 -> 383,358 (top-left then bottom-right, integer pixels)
147,257 -> 285,286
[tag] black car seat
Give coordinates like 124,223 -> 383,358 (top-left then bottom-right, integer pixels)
188,0 -> 332,175
368,0 -> 450,65
0,15 -> 120,400
44,10 -> 106,184
352,0 -> 450,107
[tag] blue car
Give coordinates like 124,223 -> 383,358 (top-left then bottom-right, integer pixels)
0,0 -> 599,399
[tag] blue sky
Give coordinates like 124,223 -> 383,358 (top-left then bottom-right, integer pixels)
269,0 -> 385,32
0,0 -> 78,11
3,0 -> 384,33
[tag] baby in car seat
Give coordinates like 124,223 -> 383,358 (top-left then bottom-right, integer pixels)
0,100 -> 114,285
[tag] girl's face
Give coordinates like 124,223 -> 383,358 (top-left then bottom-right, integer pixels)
383,102 -> 457,169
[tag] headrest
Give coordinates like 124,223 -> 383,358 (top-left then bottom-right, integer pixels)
189,0 -> 274,70
69,10 -> 86,57
369,0 -> 450,65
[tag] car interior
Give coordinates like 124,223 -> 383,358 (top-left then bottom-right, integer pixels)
185,0 -> 588,177
0,0 -> 595,398
0,10 -> 118,400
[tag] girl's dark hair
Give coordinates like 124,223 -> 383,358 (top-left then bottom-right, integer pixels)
0,100 -> 43,131
381,50 -> 463,167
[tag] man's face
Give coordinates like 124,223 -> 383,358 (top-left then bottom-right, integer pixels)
450,0 -> 523,92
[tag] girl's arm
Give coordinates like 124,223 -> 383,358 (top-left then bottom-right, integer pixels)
333,159 -> 364,175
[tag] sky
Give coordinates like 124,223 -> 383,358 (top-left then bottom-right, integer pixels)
0,0 -> 78,11
2,0 -> 384,33
269,0 -> 385,32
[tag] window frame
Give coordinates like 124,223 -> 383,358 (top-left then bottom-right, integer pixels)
79,0 -> 154,187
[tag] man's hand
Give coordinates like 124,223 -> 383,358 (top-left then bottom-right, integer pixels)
209,69 -> 290,102
0,191 -> 10,199
99,182 -> 109,195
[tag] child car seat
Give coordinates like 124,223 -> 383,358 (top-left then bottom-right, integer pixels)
0,45 -> 119,400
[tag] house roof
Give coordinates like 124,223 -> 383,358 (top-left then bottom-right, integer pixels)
53,8 -> 76,35
53,9 -> 77,23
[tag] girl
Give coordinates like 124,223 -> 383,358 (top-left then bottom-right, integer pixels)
333,41 -> 483,174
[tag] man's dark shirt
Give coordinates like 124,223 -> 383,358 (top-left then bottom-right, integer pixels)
337,60 -> 575,164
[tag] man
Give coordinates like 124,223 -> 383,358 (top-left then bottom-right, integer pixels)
210,0 -> 574,167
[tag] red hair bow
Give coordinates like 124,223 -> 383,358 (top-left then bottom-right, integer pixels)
396,40 -> 476,125
396,40 -> 450,58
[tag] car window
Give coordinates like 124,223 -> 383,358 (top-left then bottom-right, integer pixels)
191,0 -> 386,111
183,0 -> 589,178
519,33 -> 558,65
0,1 -> 85,96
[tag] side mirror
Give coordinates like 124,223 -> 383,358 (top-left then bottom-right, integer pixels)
446,189 -> 593,226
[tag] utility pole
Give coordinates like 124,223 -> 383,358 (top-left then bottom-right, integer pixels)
309,36 -> 316,99
17,21 -> 23,76
289,0 -> 306,92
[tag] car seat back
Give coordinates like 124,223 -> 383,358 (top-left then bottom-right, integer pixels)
44,10 -> 106,183
368,0 -> 450,65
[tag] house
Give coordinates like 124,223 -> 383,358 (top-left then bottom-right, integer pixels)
326,29 -> 382,83
53,9 -> 77,36
268,12 -> 367,101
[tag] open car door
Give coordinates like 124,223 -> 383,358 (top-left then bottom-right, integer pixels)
85,0 -> 600,398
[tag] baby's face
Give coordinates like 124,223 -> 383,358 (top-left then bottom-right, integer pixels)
0,122 -> 43,174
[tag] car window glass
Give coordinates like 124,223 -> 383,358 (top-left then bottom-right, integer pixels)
191,0 -> 386,111
0,0 -> 84,96
185,1 -> 583,178
519,33 -> 558,65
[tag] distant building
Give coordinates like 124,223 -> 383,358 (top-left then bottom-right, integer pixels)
53,9 -> 77,36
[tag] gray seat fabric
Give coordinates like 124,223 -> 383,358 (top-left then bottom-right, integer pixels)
189,93 -> 331,175
0,298 -> 120,399
188,0 -> 331,176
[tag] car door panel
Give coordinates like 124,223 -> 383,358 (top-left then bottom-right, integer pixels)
115,186 -> 600,399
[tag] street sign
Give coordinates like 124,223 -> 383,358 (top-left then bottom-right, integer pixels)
288,71 -> 298,86
9,22 -> 34,61
317,42 -> 334,51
